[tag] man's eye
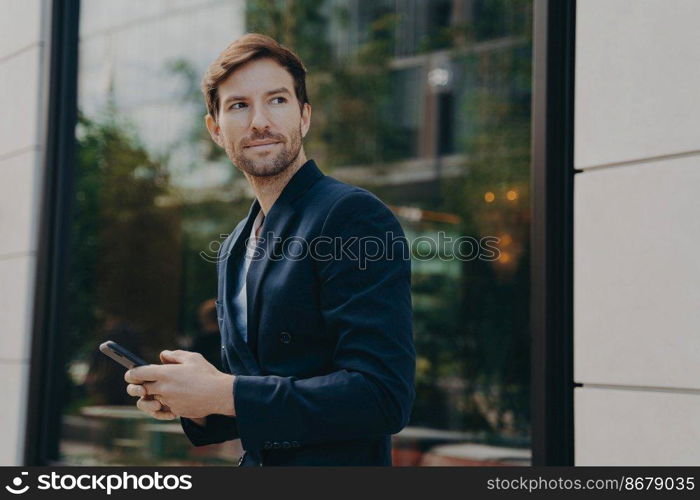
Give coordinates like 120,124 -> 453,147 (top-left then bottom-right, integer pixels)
229,102 -> 245,110
271,97 -> 287,104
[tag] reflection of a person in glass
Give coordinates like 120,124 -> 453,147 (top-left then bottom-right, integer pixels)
124,33 -> 415,465
189,298 -> 223,372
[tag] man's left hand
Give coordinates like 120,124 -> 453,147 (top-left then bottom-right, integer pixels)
124,350 -> 235,419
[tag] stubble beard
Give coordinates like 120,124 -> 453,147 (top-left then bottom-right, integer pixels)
228,125 -> 303,178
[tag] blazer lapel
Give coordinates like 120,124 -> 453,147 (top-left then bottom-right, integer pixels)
245,159 -> 325,358
221,198 -> 264,375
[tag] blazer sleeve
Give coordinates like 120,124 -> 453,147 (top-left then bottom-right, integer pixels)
232,190 -> 415,452
180,414 -> 240,446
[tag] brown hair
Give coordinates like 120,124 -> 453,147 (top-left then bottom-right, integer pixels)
201,33 -> 309,123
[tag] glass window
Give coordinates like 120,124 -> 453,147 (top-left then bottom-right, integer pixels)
59,0 -> 532,466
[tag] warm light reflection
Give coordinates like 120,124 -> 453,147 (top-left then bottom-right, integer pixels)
506,190 -> 518,201
484,191 -> 495,203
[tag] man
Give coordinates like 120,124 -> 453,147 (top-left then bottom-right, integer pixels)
124,33 -> 415,466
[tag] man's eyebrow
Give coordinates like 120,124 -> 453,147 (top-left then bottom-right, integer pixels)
222,87 -> 292,105
264,87 -> 292,97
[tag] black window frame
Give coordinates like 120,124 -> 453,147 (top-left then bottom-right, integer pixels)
24,0 -> 80,466
530,0 -> 577,466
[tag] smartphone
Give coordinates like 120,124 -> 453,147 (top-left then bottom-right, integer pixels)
99,340 -> 172,413
99,340 -> 147,369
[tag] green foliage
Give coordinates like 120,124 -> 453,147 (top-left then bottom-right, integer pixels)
246,0 -> 406,167
441,43 -> 533,436
70,106 -> 181,360
243,0 -> 533,440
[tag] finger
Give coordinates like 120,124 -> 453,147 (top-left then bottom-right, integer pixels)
142,380 -> 164,396
153,409 -> 177,420
150,394 -> 176,419
138,395 -> 176,420
125,364 -> 162,384
159,349 -> 193,364
124,369 -> 147,384
136,396 -> 163,415
124,370 -> 138,384
126,384 -> 144,398
154,396 -> 172,413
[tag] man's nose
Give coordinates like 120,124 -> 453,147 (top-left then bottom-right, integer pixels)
249,103 -> 272,132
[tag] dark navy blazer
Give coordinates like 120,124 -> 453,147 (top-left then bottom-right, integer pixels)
180,159 -> 415,466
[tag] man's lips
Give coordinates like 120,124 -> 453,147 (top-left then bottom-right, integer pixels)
245,141 -> 281,148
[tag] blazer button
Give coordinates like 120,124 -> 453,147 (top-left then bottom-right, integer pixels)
280,331 -> 292,344
291,441 -> 300,448
282,441 -> 290,449
272,441 -> 281,449
263,441 -> 272,450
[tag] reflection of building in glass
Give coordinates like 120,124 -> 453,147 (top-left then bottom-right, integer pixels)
1,0 -> 536,467
65,0 -> 533,466
306,0 -> 533,465
79,0 -> 247,193
68,0 -> 250,466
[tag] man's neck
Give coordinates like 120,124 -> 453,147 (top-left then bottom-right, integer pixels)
244,150 -> 308,215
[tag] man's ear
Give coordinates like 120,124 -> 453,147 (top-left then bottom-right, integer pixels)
205,114 -> 223,147
301,103 -> 311,139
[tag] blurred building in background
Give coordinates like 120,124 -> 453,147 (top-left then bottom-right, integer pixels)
0,0 -> 698,466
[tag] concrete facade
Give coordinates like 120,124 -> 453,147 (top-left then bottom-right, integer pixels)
0,0 -> 50,465
574,0 -> 700,465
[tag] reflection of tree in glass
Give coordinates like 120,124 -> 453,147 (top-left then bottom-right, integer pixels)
69,105 -> 182,393
240,0 -> 533,444
165,58 -> 229,165
159,59 -> 253,342
246,0 -> 407,168
441,42 -> 532,439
